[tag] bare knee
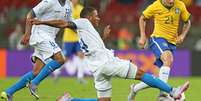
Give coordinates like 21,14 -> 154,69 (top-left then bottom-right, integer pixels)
53,52 -> 66,64
135,69 -> 145,80
32,58 -> 45,75
160,51 -> 173,67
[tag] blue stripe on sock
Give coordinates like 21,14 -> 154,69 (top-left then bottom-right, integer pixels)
6,71 -> 35,95
31,60 -> 62,85
141,73 -> 172,93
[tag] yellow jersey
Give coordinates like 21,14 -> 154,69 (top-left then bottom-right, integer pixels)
63,4 -> 83,42
143,0 -> 191,44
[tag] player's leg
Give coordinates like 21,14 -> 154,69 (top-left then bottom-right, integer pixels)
127,63 -> 189,100
28,41 -> 65,99
75,42 -> 87,84
128,37 -> 174,100
0,57 -> 44,100
31,52 -> 65,85
28,51 -> 65,99
92,63 -> 113,101
52,42 -> 72,81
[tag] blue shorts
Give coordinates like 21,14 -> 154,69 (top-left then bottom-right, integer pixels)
149,37 -> 176,67
63,42 -> 81,57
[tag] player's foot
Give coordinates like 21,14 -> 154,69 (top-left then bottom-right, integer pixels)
28,83 -> 39,100
128,84 -> 137,101
0,92 -> 12,101
170,81 -> 189,100
56,92 -> 72,101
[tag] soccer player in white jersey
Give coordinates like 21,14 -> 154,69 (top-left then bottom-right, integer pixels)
30,7 -> 190,101
0,0 -> 72,100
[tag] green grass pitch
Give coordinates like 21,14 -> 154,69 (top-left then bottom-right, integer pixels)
0,77 -> 200,101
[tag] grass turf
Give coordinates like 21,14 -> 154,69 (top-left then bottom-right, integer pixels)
0,77 -> 200,101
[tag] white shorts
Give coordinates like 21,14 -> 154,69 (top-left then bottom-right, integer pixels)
92,56 -> 137,98
31,40 -> 61,63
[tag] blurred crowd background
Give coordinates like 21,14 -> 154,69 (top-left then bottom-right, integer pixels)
0,0 -> 201,51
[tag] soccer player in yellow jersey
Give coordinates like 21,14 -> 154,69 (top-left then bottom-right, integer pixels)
53,0 -> 87,84
128,0 -> 191,100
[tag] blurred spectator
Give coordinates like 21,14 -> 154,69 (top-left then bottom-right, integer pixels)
117,27 -> 134,50
9,24 -> 25,50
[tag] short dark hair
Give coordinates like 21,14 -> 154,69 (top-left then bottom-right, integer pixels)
80,7 -> 96,18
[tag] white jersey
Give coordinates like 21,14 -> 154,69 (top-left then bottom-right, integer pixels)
30,0 -> 72,45
73,18 -> 114,72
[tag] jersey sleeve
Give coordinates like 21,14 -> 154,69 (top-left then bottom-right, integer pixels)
180,2 -> 191,22
73,18 -> 91,30
33,0 -> 53,17
142,4 -> 155,19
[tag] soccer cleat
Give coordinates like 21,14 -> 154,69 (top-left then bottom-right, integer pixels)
27,83 -> 39,100
0,92 -> 12,101
170,81 -> 189,100
128,84 -> 137,101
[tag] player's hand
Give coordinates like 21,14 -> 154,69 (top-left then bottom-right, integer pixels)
29,19 -> 42,25
103,25 -> 111,39
138,36 -> 147,49
177,34 -> 186,45
20,33 -> 30,46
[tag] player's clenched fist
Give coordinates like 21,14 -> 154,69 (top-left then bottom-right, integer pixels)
138,36 -> 146,49
20,33 -> 30,45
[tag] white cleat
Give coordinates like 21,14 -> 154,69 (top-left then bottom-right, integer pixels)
170,81 -> 190,100
128,84 -> 137,101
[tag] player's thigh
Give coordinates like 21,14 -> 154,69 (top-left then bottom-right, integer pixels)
32,40 -> 61,63
63,42 -> 75,57
52,51 -> 66,64
32,57 -> 45,75
75,42 -> 84,58
93,69 -> 112,98
101,57 -> 131,78
149,38 -> 170,57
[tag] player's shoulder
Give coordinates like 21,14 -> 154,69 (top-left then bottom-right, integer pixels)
151,0 -> 160,6
74,18 -> 91,27
175,0 -> 186,8
146,0 -> 160,9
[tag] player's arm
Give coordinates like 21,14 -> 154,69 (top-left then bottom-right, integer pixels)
177,19 -> 191,44
31,19 -> 77,29
138,3 -> 154,49
138,15 -> 148,49
21,10 -> 36,45
102,25 -> 111,41
177,2 -> 192,44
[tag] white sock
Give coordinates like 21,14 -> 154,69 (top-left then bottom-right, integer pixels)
74,56 -> 85,79
159,66 -> 170,94
133,82 -> 149,93
159,66 -> 170,83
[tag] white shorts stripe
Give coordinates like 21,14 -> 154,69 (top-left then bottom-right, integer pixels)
151,38 -> 164,53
